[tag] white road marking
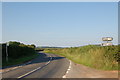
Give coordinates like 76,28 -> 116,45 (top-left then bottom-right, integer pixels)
2,53 -> 52,74
12,67 -> 18,70
68,69 -> 70,71
45,61 -> 50,65
18,66 -> 42,78
62,60 -> 72,78
17,55 -> 52,79
66,71 -> 69,73
62,75 -> 66,78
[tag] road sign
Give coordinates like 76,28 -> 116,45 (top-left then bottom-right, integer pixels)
102,42 -> 113,46
102,37 -> 113,41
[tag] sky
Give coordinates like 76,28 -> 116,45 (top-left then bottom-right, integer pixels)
0,2 -> 2,43
1,0 -> 119,2
2,2 -> 118,47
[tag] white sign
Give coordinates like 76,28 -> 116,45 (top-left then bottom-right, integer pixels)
102,37 -> 113,41
102,42 -> 113,46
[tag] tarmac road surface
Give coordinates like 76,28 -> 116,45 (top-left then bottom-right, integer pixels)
2,52 -> 69,79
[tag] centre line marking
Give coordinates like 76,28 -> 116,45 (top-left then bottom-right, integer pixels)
18,55 -> 52,79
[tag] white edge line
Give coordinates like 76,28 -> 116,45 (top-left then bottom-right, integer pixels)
62,60 -> 72,78
2,60 -> 33,73
17,55 -> 52,79
62,75 -> 66,78
2,53 -> 52,74
17,66 -> 42,78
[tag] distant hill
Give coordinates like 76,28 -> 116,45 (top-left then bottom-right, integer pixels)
36,46 -> 62,48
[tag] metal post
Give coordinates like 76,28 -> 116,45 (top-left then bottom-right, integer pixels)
6,43 -> 9,62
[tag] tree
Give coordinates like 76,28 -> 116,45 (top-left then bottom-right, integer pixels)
30,44 -> 36,49
9,41 -> 20,46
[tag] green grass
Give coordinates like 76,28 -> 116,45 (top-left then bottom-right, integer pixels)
44,45 -> 119,70
2,53 -> 39,67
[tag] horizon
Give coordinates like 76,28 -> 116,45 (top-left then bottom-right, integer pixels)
2,2 -> 118,47
0,40 -> 118,48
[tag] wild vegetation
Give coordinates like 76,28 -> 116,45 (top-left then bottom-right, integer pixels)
44,45 -> 119,70
2,41 -> 38,67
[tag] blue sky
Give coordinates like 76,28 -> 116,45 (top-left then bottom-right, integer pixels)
2,2 -> 118,47
0,2 -> 2,43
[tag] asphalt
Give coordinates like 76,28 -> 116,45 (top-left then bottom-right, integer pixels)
65,61 -> 118,78
2,52 -> 70,78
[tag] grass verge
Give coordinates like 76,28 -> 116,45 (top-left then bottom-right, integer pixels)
2,53 -> 39,67
44,45 -> 119,70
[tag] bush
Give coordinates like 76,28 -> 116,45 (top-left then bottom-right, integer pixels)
2,41 -> 36,62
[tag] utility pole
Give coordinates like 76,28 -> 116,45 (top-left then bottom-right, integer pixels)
6,42 -> 9,62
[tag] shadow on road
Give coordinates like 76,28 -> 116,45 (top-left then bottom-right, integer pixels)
2,52 -> 65,70
29,52 -> 65,64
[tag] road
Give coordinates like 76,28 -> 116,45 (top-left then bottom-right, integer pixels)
2,52 -> 70,78
2,52 -> 118,79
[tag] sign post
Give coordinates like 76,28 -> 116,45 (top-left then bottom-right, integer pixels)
6,42 -> 9,62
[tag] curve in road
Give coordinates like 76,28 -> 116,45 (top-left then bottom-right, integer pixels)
2,52 -> 70,78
